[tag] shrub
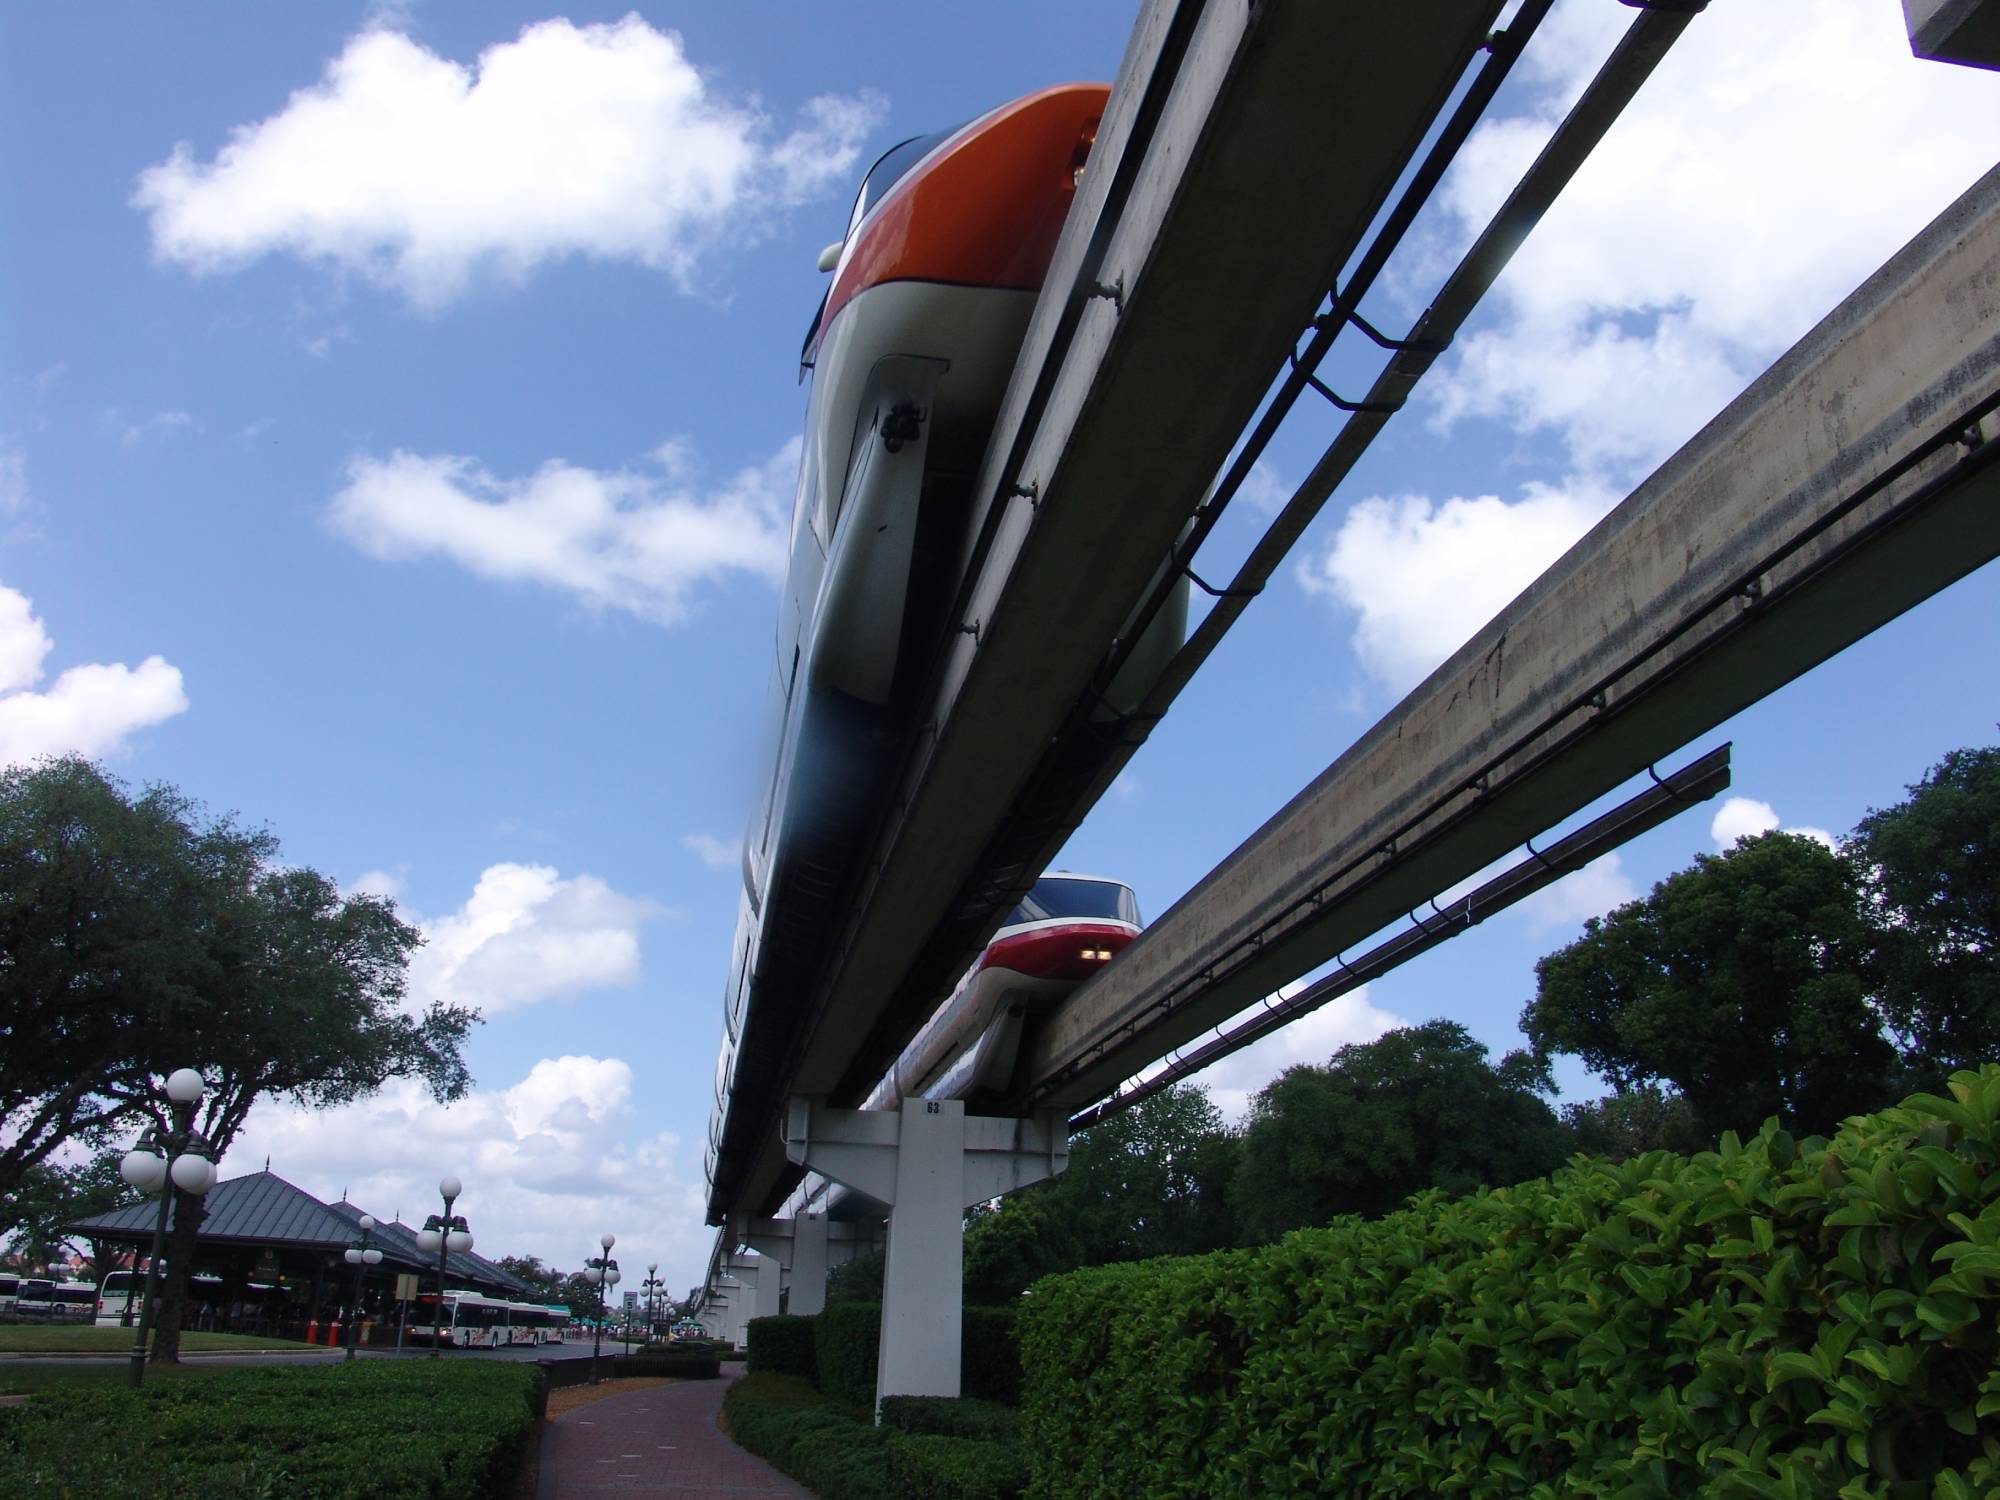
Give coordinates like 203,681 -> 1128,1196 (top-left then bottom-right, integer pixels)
880,1395 -> 1021,1444
725,1372 -> 896,1500
747,1312 -> 819,1382
960,1305 -> 1020,1403
887,1431 -> 1026,1500
814,1299 -> 881,1407
1019,1068 -> 2000,1498
0,1360 -> 539,1499
812,1300 -> 1022,1407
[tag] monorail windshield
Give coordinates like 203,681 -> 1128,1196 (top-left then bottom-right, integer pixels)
1005,877 -> 1140,927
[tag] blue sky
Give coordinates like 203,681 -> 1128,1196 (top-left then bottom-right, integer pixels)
5,2 -> 1996,1293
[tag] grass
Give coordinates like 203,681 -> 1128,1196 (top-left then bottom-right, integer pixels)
0,1326 -> 306,1354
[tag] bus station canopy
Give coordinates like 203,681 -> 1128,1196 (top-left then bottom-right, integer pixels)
69,1170 -> 535,1300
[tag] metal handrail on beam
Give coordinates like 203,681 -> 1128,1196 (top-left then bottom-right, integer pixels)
1025,161 -> 2000,1113
1066,743 -> 1732,1131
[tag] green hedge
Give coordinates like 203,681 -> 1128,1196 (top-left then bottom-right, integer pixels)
726,1372 -> 1023,1500
747,1313 -> 819,1382
812,1301 -> 1022,1407
0,1359 -> 539,1499
880,1395 -> 1021,1444
812,1300 -> 878,1406
888,1432 -> 1026,1500
1020,1068 -> 2000,1498
725,1371 -> 893,1499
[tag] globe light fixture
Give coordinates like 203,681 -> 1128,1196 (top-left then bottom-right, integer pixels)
421,1176 -> 471,1358
585,1235 -> 620,1384
343,1214 -> 383,1362
120,1069 -> 219,1389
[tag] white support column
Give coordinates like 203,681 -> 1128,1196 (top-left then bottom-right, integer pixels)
740,1212 -> 841,1316
788,1214 -> 830,1315
720,1253 -> 763,1347
785,1096 -> 1067,1414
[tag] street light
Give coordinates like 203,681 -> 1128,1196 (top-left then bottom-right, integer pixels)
583,1232 -> 619,1383
117,1068 -> 218,1390
643,1262 -> 661,1349
415,1175 -> 472,1358
342,1216 -> 384,1362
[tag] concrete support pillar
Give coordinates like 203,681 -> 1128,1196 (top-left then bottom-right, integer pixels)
785,1096 -> 1067,1414
788,1214 -> 830,1315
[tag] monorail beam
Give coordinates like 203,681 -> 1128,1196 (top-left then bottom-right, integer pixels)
717,0 -> 1514,1220
1024,161 -> 2000,1111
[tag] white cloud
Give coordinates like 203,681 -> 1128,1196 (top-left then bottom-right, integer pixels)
220,1055 -> 715,1290
1517,853 -> 1636,932
1710,796 -> 1835,853
1180,986 -> 1408,1123
0,585 -> 188,766
349,868 -> 407,901
118,410 -> 196,446
1296,479 -> 1615,695
1422,0 -> 2000,478
681,833 -> 739,871
1238,459 -> 1291,515
407,862 -> 658,1016
1711,796 -> 1779,848
327,438 -> 795,625
134,17 -> 883,308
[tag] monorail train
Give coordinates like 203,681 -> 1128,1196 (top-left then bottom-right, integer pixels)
861,872 -> 1141,1112
706,80 -> 1189,1212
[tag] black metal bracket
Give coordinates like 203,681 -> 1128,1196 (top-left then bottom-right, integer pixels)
1178,555 -> 1264,600
1290,347 -> 1404,415
1315,293 -> 1451,357
1088,277 -> 1125,313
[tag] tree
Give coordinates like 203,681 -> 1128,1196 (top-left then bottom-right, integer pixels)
1033,1083 -> 1240,1268
1229,1020 -> 1570,1242
0,757 -> 275,1202
0,1152 -> 136,1273
1560,1084 -> 1708,1163
144,864 -> 473,1361
495,1254 -> 569,1304
1524,831 -> 1897,1141
1847,744 -> 2000,1080
963,1194 -> 1078,1304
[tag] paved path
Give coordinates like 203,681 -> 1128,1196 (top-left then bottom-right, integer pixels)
540,1371 -> 813,1498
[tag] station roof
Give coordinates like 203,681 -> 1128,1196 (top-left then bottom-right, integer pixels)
69,1171 -> 535,1298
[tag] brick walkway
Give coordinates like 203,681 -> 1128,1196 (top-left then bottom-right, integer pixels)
539,1369 -> 813,1498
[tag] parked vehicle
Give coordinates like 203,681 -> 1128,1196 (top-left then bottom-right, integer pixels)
16,1279 -> 95,1319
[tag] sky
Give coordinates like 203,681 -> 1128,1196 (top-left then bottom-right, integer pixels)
4,1 -> 1997,1296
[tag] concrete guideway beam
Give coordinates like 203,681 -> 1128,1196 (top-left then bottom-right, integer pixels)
1027,161 -> 2000,1111
785,1098 -> 1067,1410
724,0 -> 1515,1222
1905,0 -> 2000,68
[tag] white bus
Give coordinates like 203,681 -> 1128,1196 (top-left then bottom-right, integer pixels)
15,1279 -> 96,1319
409,1292 -> 566,1348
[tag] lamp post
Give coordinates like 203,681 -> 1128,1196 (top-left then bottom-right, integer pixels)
342,1216 -> 384,1362
415,1175 -> 472,1358
643,1263 -> 661,1349
583,1233 -> 619,1384
117,1068 -> 219,1390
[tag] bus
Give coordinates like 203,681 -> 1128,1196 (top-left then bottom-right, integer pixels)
15,1279 -> 96,1319
407,1292 -> 567,1348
